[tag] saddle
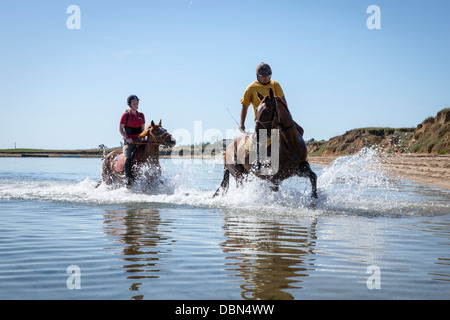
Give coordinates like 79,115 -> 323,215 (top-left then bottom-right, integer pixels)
233,133 -> 273,165
244,133 -> 272,154
113,147 -> 141,173
114,154 -> 126,172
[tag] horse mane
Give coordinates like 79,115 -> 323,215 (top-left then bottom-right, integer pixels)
275,97 -> 293,118
139,124 -> 153,139
139,121 -> 164,139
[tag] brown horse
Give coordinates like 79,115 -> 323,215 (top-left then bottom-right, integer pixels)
97,120 -> 176,188
214,88 -> 318,198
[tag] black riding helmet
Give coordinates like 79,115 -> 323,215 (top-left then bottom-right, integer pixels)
256,62 -> 272,77
127,94 -> 139,106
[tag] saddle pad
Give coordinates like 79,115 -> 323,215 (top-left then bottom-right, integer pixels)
114,153 -> 125,172
244,133 -> 272,153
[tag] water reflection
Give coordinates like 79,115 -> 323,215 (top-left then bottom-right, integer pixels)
102,208 -> 173,299
221,212 -> 317,300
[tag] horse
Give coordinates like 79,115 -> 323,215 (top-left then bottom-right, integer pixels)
97,120 -> 176,188
214,88 -> 318,198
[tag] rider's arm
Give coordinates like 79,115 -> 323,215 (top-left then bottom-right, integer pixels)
240,86 -> 253,132
140,114 -> 146,138
119,124 -> 133,143
239,104 -> 248,132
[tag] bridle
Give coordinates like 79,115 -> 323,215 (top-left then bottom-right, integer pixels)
147,127 -> 173,147
255,97 -> 295,132
255,97 -> 279,130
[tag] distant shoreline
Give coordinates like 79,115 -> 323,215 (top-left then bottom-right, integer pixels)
0,149 -> 218,159
0,149 -> 107,158
0,153 -> 216,159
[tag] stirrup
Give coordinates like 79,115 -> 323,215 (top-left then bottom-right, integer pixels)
125,177 -> 133,188
251,161 -> 262,173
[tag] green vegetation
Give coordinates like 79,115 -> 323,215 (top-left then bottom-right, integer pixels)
307,108 -> 449,156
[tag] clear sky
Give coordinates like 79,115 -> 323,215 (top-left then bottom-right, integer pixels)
0,0 -> 449,150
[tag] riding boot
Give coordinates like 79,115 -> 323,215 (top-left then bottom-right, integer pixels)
124,160 -> 133,187
123,142 -> 136,187
252,131 -> 262,173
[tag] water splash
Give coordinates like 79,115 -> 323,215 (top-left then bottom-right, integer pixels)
0,149 -> 448,217
316,147 -> 449,216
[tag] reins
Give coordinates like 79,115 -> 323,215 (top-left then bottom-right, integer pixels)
255,97 -> 295,132
133,127 -> 172,146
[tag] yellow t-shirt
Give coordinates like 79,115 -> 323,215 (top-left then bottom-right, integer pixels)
240,80 -> 285,118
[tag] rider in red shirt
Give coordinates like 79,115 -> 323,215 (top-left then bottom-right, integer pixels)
119,95 -> 146,186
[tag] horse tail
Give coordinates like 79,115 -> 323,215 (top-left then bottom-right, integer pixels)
100,154 -> 115,186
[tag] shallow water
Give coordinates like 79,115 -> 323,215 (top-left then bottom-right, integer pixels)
0,150 -> 449,299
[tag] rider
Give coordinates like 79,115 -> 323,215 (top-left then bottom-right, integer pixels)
119,95 -> 146,186
239,62 -> 304,136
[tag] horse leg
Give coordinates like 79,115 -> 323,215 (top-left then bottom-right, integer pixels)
270,182 -> 280,192
213,167 -> 230,197
298,162 -> 318,198
267,176 -> 280,192
95,179 -> 102,188
308,169 -> 318,199
95,163 -> 104,188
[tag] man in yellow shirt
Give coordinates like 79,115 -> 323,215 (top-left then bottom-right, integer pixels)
239,62 -> 303,136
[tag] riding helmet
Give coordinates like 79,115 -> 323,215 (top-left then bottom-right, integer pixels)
256,62 -> 272,77
127,94 -> 140,105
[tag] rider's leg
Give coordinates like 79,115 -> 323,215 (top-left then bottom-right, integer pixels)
123,142 -> 136,186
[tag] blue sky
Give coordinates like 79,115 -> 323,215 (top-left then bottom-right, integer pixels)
0,0 -> 449,149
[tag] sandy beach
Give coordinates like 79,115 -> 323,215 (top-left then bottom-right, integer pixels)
309,155 -> 450,190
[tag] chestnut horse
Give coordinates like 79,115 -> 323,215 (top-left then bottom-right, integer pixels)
214,89 -> 318,198
97,120 -> 176,188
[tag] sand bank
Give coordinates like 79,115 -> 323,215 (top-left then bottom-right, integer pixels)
309,155 -> 450,190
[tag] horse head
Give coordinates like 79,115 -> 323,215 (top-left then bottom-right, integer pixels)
139,119 -> 176,148
255,88 -> 279,131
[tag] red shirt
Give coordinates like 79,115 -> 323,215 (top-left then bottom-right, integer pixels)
120,110 -> 145,140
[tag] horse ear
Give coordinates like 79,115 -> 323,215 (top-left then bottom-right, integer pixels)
159,119 -> 162,126
269,88 -> 274,99
151,120 -> 155,126
257,92 -> 264,101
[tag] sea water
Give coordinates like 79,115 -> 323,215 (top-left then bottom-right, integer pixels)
0,150 -> 449,299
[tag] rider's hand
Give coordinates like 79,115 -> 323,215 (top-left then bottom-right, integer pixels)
126,138 -> 134,144
239,124 -> 245,133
